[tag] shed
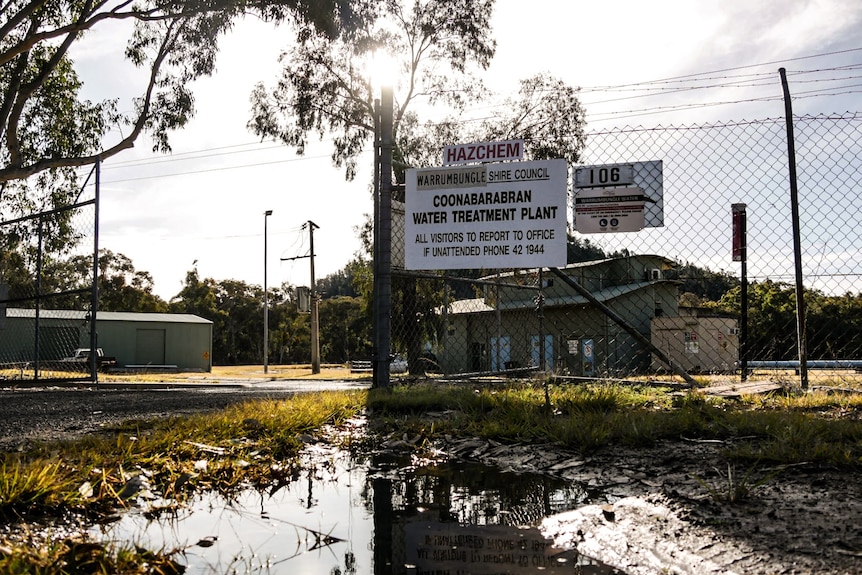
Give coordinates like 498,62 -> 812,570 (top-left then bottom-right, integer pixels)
651,314 -> 739,374
1,309 -> 213,372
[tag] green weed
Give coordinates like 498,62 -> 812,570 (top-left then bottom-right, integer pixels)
0,457 -> 81,518
694,462 -> 777,504
0,537 -> 184,575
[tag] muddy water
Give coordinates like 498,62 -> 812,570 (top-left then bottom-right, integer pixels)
93,445 -> 624,574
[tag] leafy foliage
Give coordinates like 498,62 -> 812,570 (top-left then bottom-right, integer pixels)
0,0 -> 358,217
250,0 -> 586,183
166,263 -> 372,364
664,262 -> 739,302
0,247 -> 167,311
318,295 -> 371,362
709,279 -> 862,361
250,0 -> 498,180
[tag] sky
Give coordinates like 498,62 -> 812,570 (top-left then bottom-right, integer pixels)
69,0 -> 862,301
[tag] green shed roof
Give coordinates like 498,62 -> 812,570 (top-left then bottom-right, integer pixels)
7,308 -> 212,324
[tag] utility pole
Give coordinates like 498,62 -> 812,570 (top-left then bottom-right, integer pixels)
308,220 -> 320,374
281,220 -> 320,374
263,209 -> 272,374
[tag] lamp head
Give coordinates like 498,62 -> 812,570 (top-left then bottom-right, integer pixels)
368,49 -> 397,92
264,210 -> 273,217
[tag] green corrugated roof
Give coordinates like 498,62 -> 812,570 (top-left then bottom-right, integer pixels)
6,308 -> 212,324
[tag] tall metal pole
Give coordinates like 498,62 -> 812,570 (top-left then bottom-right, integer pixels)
372,98 -> 381,385
374,85 -> 394,388
308,220 -> 321,374
779,67 -> 809,390
732,203 -> 748,381
264,209 -> 272,374
34,217 -> 42,380
90,159 -> 101,382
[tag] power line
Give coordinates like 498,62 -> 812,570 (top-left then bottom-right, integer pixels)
576,46 -> 862,91
87,46 -> 862,181
104,142 -> 288,169
100,153 -> 334,184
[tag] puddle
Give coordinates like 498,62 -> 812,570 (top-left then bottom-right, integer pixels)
92,445 -> 625,574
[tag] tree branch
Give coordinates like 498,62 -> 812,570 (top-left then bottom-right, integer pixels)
0,15 -> 178,183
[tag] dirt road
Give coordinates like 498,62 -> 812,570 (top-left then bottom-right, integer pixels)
0,380 -> 367,451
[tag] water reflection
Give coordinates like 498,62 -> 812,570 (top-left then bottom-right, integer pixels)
93,445 -> 623,574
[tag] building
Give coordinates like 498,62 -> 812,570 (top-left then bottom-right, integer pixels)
1,309 -> 213,372
651,306 -> 739,374
435,255 -> 736,376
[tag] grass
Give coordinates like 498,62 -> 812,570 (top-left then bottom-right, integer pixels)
2,363 -> 371,383
694,462 -> 778,504
366,381 -> 862,464
1,377 -> 861,572
0,537 -> 185,575
0,458 -> 81,514
0,391 -> 367,518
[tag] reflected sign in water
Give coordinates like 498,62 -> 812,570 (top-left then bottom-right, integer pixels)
93,446 -> 623,574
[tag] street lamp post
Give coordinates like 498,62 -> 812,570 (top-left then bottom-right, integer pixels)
264,209 -> 273,374
373,85 -> 393,388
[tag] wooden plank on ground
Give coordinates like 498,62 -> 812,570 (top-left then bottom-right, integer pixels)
704,381 -> 783,398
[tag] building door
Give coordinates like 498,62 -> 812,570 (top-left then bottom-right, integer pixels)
531,334 -> 554,370
470,342 -> 486,372
135,329 -> 166,365
489,336 -> 510,372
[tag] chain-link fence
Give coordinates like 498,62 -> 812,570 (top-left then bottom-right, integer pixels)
391,112 -> 862,387
0,173 -> 99,383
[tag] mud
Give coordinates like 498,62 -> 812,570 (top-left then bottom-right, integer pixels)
441,435 -> 862,575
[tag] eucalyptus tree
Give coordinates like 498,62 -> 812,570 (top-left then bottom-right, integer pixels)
711,280 -> 862,362
0,0 -> 359,307
0,0 -> 358,214
42,249 -> 168,311
248,0 -> 587,373
247,0 -> 497,181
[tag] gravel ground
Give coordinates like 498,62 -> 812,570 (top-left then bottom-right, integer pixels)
0,382 -> 367,451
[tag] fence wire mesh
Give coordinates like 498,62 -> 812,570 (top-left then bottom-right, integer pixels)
391,112 -> 862,387
0,179 -> 98,382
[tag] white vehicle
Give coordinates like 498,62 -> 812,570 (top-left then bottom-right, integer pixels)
390,355 -> 408,374
61,348 -> 117,370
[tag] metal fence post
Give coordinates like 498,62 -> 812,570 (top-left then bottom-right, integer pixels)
779,67 -> 809,390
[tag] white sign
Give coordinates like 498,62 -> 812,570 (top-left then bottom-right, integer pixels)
405,159 -> 567,270
574,187 -> 646,233
442,139 -> 524,166
574,160 -> 664,229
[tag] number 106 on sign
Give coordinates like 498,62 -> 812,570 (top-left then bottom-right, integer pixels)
575,163 -> 634,188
